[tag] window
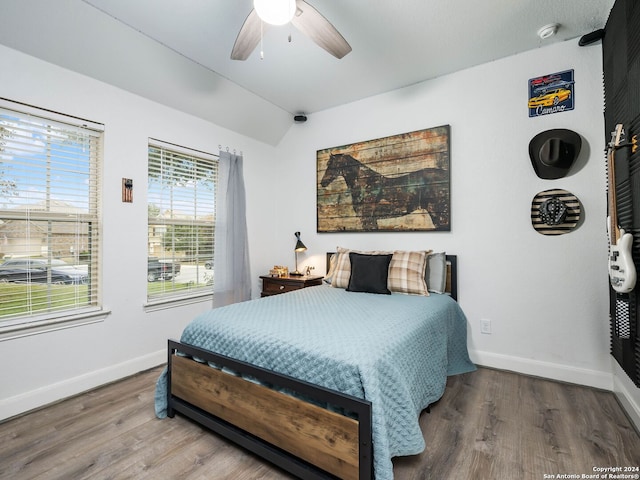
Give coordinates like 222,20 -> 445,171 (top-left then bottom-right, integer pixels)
0,100 -> 102,333
147,140 -> 217,303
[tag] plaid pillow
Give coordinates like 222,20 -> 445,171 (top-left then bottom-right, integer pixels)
323,253 -> 337,284
388,250 -> 429,296
331,250 -> 352,288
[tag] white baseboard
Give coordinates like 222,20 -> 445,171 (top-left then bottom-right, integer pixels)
611,361 -> 640,432
469,349 -> 614,391
0,349 -> 165,421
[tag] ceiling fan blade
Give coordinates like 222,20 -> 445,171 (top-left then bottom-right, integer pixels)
290,0 -> 351,59
231,8 -> 268,60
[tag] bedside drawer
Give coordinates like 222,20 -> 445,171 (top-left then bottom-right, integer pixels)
260,275 -> 323,297
262,278 -> 303,295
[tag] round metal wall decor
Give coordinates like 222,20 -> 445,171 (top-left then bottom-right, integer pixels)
531,189 -> 581,235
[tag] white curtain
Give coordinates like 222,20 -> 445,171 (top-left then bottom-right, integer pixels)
213,151 -> 251,307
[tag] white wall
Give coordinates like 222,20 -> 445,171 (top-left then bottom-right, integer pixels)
272,40 -> 614,388
0,44 -> 278,420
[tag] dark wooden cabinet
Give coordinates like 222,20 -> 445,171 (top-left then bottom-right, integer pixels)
260,275 -> 323,297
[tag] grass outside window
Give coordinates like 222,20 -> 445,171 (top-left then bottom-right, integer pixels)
0,283 -> 90,318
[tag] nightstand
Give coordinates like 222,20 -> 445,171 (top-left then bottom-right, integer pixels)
260,275 -> 323,297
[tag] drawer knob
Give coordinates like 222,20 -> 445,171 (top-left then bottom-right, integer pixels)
279,285 -> 285,290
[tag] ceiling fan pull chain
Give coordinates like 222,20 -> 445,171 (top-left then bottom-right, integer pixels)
260,20 -> 264,60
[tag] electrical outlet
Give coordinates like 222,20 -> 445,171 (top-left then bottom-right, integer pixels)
480,318 -> 492,334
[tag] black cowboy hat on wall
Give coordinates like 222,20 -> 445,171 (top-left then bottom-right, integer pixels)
529,129 -> 582,179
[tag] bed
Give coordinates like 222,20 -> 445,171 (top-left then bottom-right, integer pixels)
155,252 -> 475,480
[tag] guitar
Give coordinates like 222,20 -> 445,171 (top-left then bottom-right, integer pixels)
607,123 -> 637,293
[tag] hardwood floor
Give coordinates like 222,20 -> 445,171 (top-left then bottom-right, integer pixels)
1,366 -> 638,480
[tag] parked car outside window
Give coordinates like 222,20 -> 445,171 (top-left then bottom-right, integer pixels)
0,258 -> 88,285
147,258 -> 181,282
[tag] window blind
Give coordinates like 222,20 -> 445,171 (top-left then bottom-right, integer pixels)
147,140 -> 217,302
0,102 -> 102,326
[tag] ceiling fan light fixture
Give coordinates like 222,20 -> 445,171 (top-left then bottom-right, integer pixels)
254,0 -> 297,26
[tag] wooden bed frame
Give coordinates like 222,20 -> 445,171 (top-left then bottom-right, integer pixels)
166,254 -> 458,480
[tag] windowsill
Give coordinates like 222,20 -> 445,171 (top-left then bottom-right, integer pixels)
144,292 -> 213,312
0,308 -> 111,342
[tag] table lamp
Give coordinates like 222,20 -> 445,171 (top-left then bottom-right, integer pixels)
291,231 -> 307,276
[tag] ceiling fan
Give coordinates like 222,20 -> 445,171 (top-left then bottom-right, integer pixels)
231,0 -> 352,60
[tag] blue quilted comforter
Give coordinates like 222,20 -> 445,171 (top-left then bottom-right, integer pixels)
155,285 -> 475,480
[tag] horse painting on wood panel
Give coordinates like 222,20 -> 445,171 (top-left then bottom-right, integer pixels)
317,125 -> 451,232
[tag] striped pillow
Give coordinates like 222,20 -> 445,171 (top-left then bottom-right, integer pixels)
388,250 -> 429,296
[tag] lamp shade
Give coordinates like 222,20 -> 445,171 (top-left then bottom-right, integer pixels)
254,0 -> 296,26
294,231 -> 307,252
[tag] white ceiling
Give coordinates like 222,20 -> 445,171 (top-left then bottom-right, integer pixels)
0,0 -> 614,145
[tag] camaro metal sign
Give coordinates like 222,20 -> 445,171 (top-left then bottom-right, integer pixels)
528,69 -> 575,117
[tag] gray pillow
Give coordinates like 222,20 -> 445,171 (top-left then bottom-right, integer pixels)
426,252 -> 447,293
